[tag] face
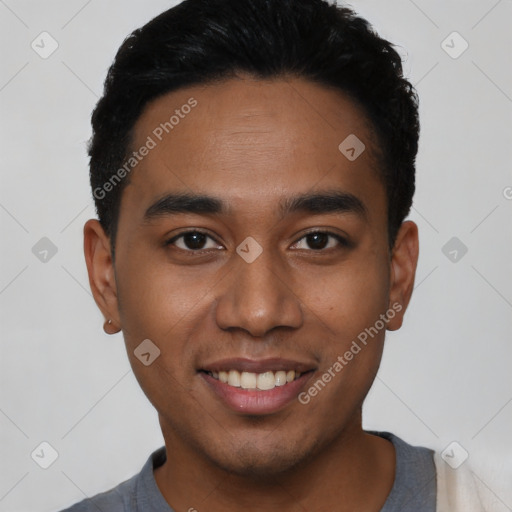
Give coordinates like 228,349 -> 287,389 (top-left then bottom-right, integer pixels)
85,76 -> 418,478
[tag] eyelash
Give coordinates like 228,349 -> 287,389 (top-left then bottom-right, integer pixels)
292,231 -> 350,251
165,230 -> 349,253
166,230 -> 222,252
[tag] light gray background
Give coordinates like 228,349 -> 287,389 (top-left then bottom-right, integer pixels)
1,1 -> 511,511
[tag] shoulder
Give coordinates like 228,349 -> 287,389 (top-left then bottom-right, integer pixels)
57,447 -> 167,512
434,451 -> 487,512
374,431 -> 489,512
58,474 -> 136,511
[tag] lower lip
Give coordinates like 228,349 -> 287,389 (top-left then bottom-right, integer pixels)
200,372 -> 313,415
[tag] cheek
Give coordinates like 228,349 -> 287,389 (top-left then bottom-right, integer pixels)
302,254 -> 390,342
296,262 -> 390,417
114,263 -> 209,409
298,251 -> 390,397
114,254 -> 215,351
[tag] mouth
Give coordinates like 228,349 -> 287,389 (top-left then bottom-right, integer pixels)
198,358 -> 316,414
201,369 -> 303,391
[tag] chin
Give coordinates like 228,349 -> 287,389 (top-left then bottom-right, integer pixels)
200,432 -> 318,480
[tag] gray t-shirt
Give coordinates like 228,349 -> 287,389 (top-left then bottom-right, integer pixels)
59,431 -> 436,511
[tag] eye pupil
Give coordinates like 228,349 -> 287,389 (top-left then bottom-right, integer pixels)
184,232 -> 207,249
307,233 -> 328,250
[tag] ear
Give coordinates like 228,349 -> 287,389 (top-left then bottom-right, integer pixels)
83,219 -> 121,333
386,220 -> 419,331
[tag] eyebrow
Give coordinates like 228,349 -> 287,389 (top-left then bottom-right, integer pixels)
143,190 -> 367,222
144,193 -> 223,221
279,191 -> 367,220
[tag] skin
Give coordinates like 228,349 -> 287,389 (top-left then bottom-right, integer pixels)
84,76 -> 419,511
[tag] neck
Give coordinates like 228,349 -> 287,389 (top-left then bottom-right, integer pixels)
154,420 -> 395,512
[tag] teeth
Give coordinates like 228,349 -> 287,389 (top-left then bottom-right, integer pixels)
257,371 -> 275,390
256,372 -> 276,391
240,371 -> 257,389
228,370 -> 241,387
209,369 -> 301,390
274,370 -> 287,386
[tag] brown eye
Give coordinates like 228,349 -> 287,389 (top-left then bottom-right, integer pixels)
182,232 -> 207,249
292,231 -> 348,251
305,232 -> 329,250
167,231 -> 222,251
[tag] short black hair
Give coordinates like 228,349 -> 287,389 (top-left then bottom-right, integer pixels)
89,0 -> 419,253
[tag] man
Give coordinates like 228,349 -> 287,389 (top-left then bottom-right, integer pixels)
62,0 -> 485,510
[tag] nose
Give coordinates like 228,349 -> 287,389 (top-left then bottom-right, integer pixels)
215,249 -> 303,338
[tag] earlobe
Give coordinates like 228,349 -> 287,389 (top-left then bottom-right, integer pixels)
83,219 -> 121,333
103,318 -> 121,335
386,220 -> 419,331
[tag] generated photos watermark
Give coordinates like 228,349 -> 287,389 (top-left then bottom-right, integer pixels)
298,302 -> 402,405
93,97 -> 198,201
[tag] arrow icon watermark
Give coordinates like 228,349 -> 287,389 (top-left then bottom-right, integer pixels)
236,236 -> 263,263
338,134 -> 365,161
134,339 -> 161,366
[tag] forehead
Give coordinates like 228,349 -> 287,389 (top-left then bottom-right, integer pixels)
123,76 -> 385,221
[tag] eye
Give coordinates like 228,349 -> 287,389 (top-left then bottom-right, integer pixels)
291,231 -> 348,251
166,231 -> 223,251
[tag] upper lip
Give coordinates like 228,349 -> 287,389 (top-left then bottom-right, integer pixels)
200,357 -> 316,374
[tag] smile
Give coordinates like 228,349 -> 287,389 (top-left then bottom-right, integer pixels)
204,369 -> 302,391
199,358 -> 316,414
